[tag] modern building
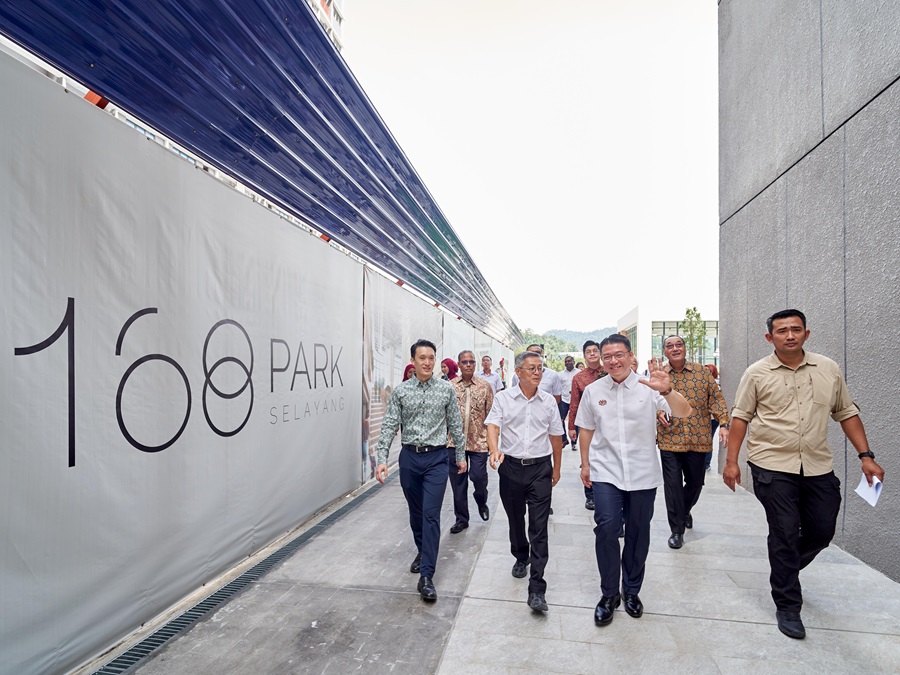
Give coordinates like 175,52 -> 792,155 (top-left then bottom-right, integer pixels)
719,2 -> 900,582
617,304 -> 718,367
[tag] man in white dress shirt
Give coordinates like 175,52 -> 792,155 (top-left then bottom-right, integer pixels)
479,355 -> 503,393
557,355 -> 578,449
575,334 -> 692,626
510,344 -> 563,404
486,351 -> 564,613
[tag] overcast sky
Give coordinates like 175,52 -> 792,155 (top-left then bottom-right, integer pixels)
343,1 -> 718,334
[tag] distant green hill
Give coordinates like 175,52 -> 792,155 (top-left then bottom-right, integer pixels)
546,327 -> 618,349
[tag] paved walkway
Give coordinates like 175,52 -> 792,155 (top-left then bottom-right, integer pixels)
124,447 -> 900,674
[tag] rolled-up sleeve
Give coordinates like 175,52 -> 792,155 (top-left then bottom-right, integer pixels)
831,375 -> 861,422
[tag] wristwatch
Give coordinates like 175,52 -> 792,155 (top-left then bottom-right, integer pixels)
858,451 -> 875,460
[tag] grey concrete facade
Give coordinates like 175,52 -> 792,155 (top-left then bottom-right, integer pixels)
719,1 -> 900,581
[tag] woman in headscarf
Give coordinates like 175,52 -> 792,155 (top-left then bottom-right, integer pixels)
440,358 -> 458,381
402,363 -> 416,382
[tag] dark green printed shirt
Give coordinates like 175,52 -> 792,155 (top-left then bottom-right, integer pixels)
375,375 -> 465,465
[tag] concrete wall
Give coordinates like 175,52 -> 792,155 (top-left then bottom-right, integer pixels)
719,1 -> 900,581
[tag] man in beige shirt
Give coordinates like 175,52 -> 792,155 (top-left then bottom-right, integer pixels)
724,309 -> 884,640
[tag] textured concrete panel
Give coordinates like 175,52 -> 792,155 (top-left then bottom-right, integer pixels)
784,131 -> 845,360
822,0 -> 900,136
744,179 -> 788,364
718,208 -> 747,475
843,79 -> 900,582
781,130 -> 851,532
718,178 -> 786,483
719,0 -> 823,221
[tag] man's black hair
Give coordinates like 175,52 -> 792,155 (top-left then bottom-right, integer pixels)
410,339 -> 437,359
582,340 -> 600,353
599,334 -> 631,353
766,309 -> 807,334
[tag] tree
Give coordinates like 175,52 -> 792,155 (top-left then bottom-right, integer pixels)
681,307 -> 706,362
514,329 -> 578,371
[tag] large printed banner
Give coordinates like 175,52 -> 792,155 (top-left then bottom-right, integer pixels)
0,57 -> 361,674
362,270 -> 443,478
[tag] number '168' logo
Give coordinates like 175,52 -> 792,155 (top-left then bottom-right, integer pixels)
15,298 -> 254,467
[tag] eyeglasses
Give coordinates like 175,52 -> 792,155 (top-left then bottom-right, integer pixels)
584,348 -> 600,357
518,365 -> 542,373
601,352 -> 629,362
459,360 -> 476,365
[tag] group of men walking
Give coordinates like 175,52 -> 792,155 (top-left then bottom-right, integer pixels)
374,309 -> 885,640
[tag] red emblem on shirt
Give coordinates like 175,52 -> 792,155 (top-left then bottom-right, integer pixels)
599,399 -> 607,406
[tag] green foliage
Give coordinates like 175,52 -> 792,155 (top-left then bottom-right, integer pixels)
545,327 -> 618,348
514,329 -> 581,371
681,307 -> 706,362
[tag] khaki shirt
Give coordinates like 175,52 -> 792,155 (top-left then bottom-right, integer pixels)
732,351 -> 859,476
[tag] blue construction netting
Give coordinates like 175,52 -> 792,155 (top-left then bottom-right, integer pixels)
0,0 -> 521,345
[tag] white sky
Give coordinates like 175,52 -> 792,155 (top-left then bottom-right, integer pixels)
343,0 -> 718,334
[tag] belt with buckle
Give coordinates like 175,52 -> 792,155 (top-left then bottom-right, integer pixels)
505,454 -> 551,466
403,444 -> 444,453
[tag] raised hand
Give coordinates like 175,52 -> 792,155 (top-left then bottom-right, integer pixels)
638,357 -> 672,393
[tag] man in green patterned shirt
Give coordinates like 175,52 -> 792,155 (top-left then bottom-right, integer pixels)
375,339 -> 466,601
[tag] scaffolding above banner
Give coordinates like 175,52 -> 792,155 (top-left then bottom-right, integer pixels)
0,0 -> 522,345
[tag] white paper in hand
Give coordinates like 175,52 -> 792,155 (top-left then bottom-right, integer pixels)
854,473 -> 883,507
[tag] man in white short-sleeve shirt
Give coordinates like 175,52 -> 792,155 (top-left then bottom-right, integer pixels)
575,334 -> 692,627
486,351 -> 564,614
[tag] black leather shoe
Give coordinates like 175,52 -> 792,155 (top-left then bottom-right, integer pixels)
585,498 -> 595,511
571,443 -> 577,451
409,552 -> 421,574
449,521 -> 468,534
479,504 -> 490,521
668,533 -> 683,549
776,610 -> 806,639
418,576 -> 437,601
685,513 -> 693,529
623,593 -> 643,618
527,592 -> 548,612
511,561 -> 528,578
594,594 -> 620,626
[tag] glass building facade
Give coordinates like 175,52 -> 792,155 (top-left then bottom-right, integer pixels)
651,320 -> 719,366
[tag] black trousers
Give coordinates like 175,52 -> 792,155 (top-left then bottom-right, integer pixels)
498,456 -> 553,593
749,462 -> 842,613
398,446 -> 450,578
592,482 -> 656,596
660,450 -> 706,535
448,450 -> 488,524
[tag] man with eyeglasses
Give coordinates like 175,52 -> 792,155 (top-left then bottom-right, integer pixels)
656,335 -> 730,550
568,340 -> 607,509
575,334 -> 693,626
486,351 -> 564,613
510,344 -> 563,405
447,350 -> 495,533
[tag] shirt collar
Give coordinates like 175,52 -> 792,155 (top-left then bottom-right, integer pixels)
603,370 -> 639,389
666,360 -> 696,373
511,385 -> 541,401
766,351 -> 817,370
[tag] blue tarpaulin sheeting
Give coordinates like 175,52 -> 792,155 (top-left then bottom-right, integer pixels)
0,0 -> 521,344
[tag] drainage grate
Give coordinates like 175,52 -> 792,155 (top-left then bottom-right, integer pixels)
92,476 -> 390,674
